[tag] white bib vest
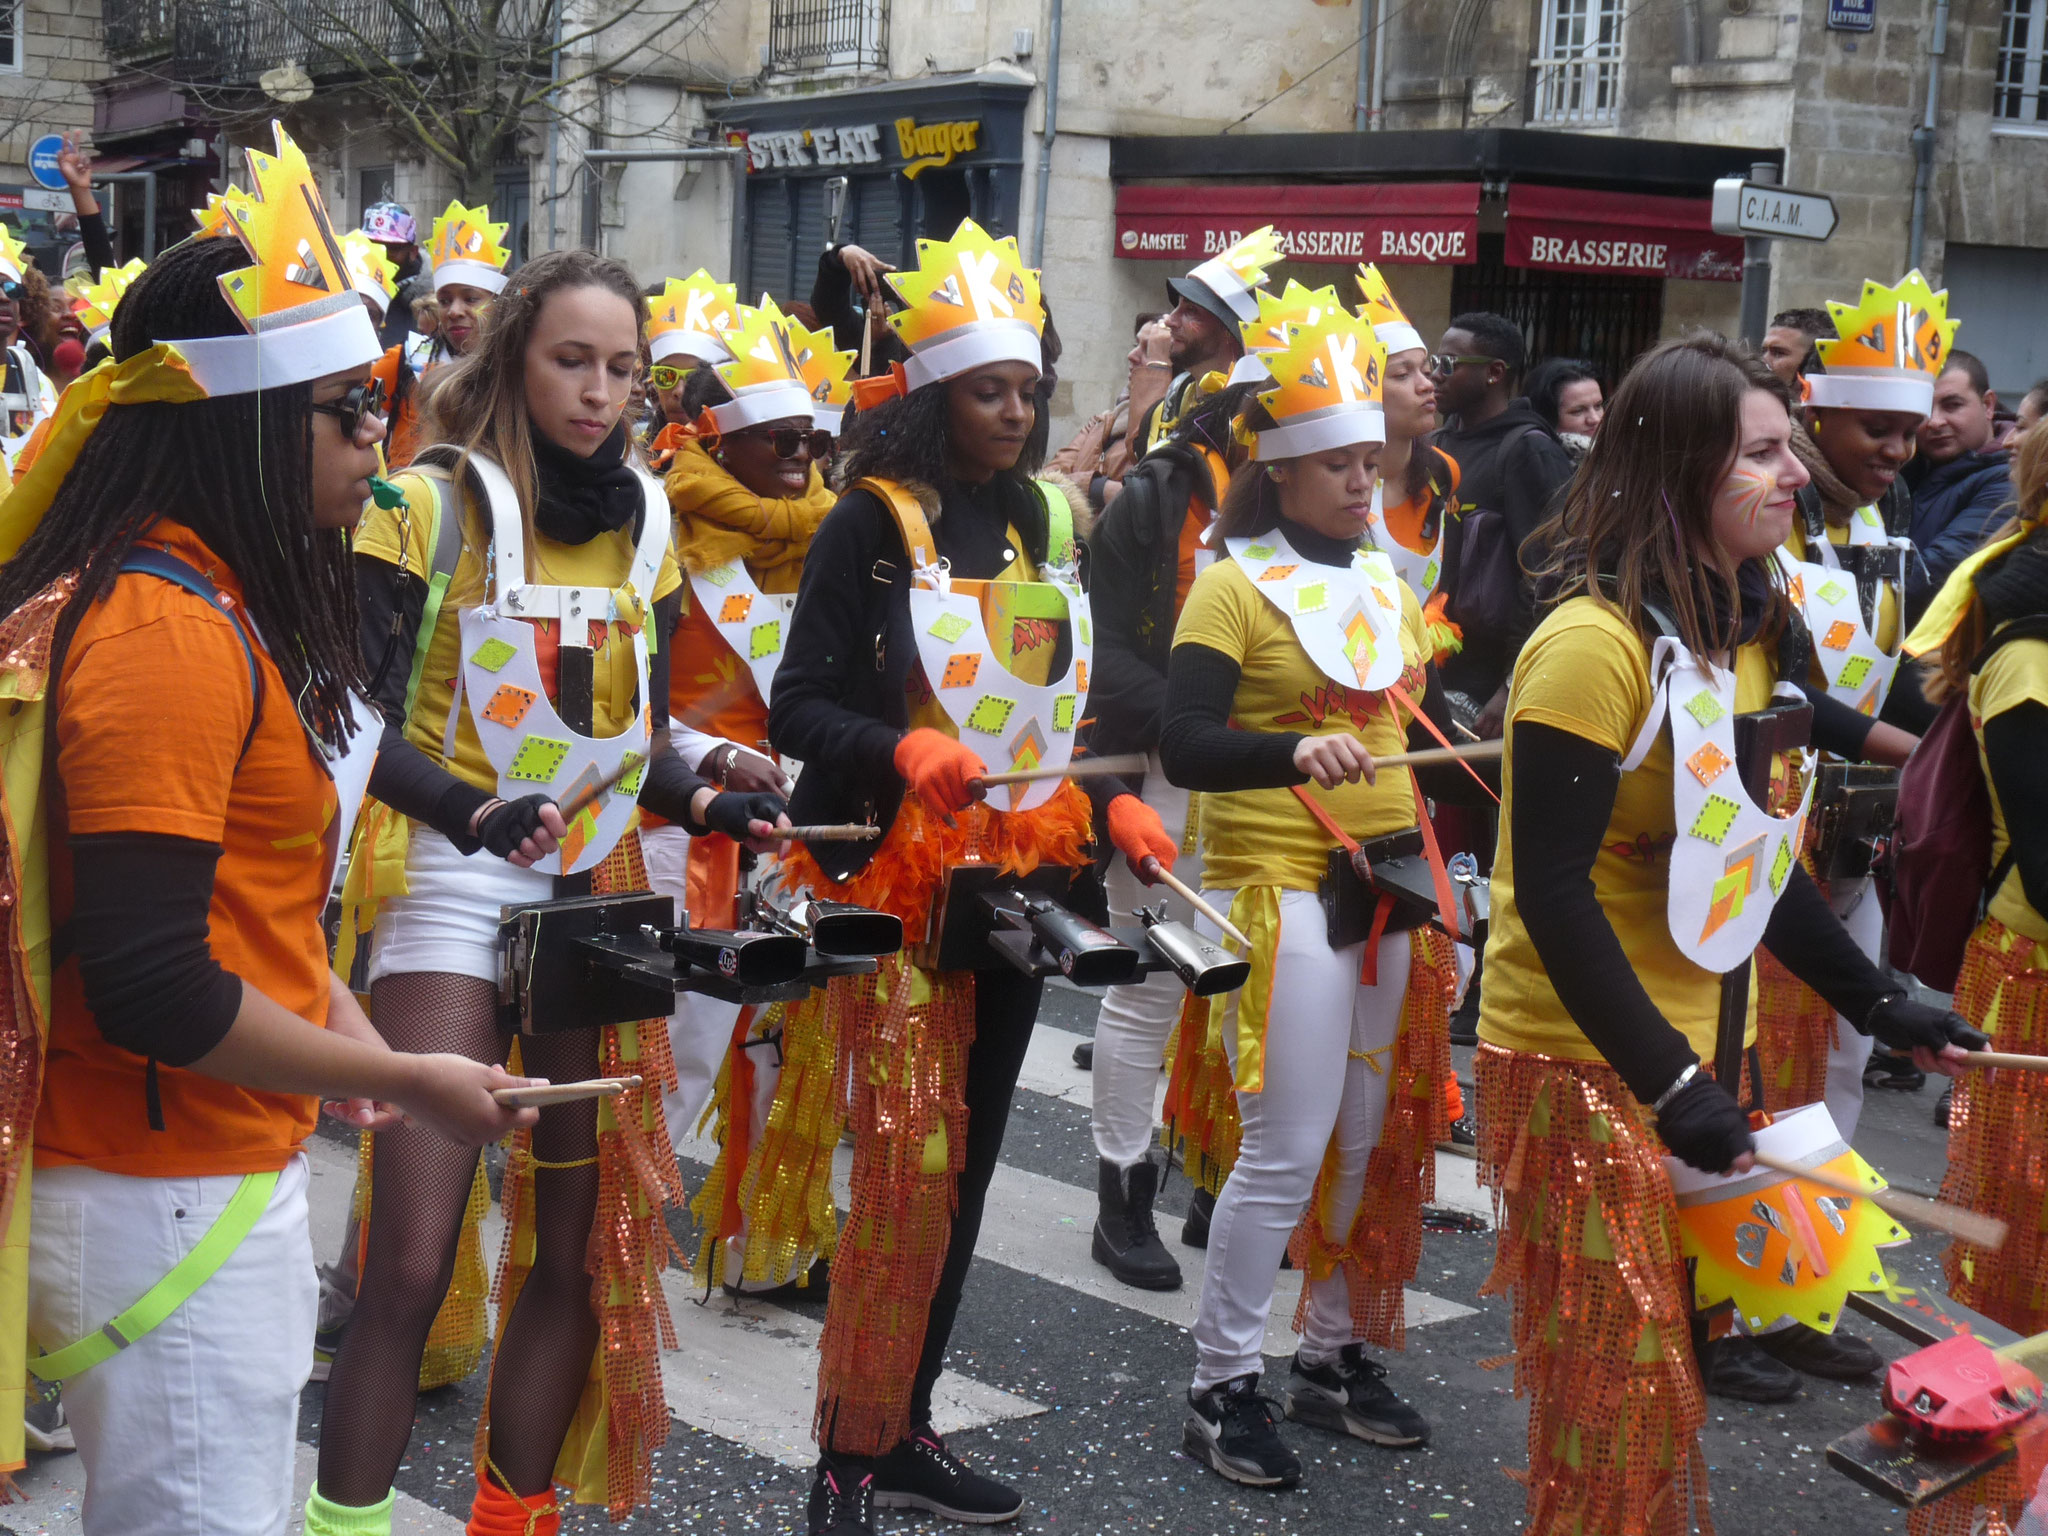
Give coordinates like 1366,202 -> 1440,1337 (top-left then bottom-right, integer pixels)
453,454 -> 669,877
688,558 -> 795,707
1775,505 -> 1910,717
1620,638 -> 1816,973
0,343 -> 55,470
1363,481 -> 1444,609
1227,529 -> 1409,694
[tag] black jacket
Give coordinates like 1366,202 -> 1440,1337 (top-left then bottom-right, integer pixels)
1905,447 -> 2014,614
1431,400 -> 1575,700
1086,444 -> 1222,757
770,475 -> 1066,880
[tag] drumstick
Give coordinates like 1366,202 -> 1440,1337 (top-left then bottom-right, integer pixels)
1139,856 -> 1252,951
558,757 -> 642,822
974,753 -> 1149,788
1452,719 -> 1482,743
1956,1049 -> 2048,1073
766,824 -> 882,841
860,306 -> 875,378
1373,741 -> 1504,771
493,1075 -> 643,1108
1750,1150 -> 2009,1250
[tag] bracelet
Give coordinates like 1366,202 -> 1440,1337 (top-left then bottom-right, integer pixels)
1651,1062 -> 1699,1114
469,797 -> 505,836
1142,360 -> 1172,370
718,743 -> 741,783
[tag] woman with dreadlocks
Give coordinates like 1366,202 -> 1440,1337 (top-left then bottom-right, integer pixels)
759,220 -> 1175,1536
0,127 -> 535,1531
310,246 -> 789,1536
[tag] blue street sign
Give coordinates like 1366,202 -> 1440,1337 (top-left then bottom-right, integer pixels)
27,135 -> 66,191
1827,0 -> 1875,31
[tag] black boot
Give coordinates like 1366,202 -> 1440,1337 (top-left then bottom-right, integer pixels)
1183,1185 -> 1216,1249
1092,1152 -> 1183,1291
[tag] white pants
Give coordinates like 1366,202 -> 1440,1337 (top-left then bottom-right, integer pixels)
1822,876 -> 1882,1140
1191,889 -> 1409,1388
642,823 -> 744,1151
366,826 -> 552,986
1090,760 -> 1204,1168
28,1155 -> 316,1536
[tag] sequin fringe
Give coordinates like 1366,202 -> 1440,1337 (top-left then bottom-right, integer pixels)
1941,918 -> 2048,1337
1288,926 -> 1456,1349
813,955 -> 976,1455
353,1133 -> 492,1389
478,832 -> 687,1518
692,986 -> 848,1289
1905,1416 -> 2048,1536
1160,989 -> 1241,1197
1475,1044 -> 1713,1536
1754,946 -> 1839,1114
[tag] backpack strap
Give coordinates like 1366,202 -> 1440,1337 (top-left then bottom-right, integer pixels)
857,476 -> 940,571
1034,478 -> 1078,571
117,548 -> 263,767
397,467 -> 467,718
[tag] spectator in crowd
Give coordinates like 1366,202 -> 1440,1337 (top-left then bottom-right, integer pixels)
1429,312 -> 1576,739
1907,348 -> 2014,615
1525,357 -> 1603,463
810,242 -> 905,375
1761,307 -> 1834,385
2010,378 -> 2048,443
1048,310 -> 1162,509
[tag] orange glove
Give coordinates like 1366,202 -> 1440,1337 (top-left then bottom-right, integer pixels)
1107,792 -> 1177,880
893,727 -> 988,817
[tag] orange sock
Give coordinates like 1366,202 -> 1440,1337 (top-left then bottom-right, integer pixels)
1444,1074 -> 1466,1122
464,1464 -> 560,1536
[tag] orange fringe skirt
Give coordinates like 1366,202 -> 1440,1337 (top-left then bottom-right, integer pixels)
1475,1043 -> 1711,1536
1941,917 -> 2048,1338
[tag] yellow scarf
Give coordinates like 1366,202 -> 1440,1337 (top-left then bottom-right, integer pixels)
662,437 -> 834,587
1904,512 -> 2044,657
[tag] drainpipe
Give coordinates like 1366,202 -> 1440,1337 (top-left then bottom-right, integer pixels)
94,170 -> 158,258
1355,0 -> 1374,130
1029,0 -> 1062,267
1371,0 -> 1388,126
1907,0 -> 1949,271
546,0 -> 564,250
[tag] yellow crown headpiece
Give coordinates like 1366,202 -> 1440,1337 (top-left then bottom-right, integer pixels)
786,315 -> 857,433
709,296 -> 827,434
177,122 -> 383,397
193,193 -> 235,240
341,231 -> 398,316
1354,264 -> 1426,358
884,218 -> 1045,391
1175,225 -> 1283,328
1808,270 -> 1957,416
647,270 -> 737,365
1244,307 -> 1388,462
427,199 -> 511,296
0,223 -> 28,286
67,258 -> 148,346
1229,280 -> 1347,386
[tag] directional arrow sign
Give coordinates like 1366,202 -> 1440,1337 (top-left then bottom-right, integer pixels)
1712,178 -> 1839,242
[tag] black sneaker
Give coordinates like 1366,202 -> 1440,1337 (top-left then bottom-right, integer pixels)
808,1458 -> 877,1535
1863,1051 -> 1926,1092
1753,1322 -> 1881,1381
1092,1153 -> 1183,1291
871,1429 -> 1023,1523
1182,1186 -> 1216,1249
1282,1346 -> 1431,1447
724,1256 -> 832,1306
1073,1039 -> 1094,1070
1699,1336 -> 1802,1403
1447,1004 -> 1479,1048
24,1384 -> 74,1453
1183,1374 -> 1302,1488
1936,1084 -> 1954,1129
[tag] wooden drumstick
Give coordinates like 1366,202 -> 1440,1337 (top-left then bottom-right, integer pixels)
973,753 -> 1149,789
766,824 -> 882,841
1750,1150 -> 2009,1250
1371,741 -> 1504,771
494,1075 -> 643,1108
1956,1049 -> 2048,1073
1139,856 -> 1252,951
557,757 -> 642,822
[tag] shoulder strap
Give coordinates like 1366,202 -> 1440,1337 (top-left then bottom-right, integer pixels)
397,469 -> 463,718
856,476 -> 939,571
1034,478 -> 1077,570
118,548 -> 263,766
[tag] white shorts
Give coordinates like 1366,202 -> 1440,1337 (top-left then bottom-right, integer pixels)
366,826 -> 555,985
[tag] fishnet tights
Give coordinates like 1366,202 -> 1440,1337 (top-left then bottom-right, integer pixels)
315,972 -> 603,1505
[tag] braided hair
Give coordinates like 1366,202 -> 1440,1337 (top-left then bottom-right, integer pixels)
0,235 -> 364,750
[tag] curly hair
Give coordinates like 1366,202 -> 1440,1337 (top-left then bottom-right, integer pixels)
12,261 -> 56,361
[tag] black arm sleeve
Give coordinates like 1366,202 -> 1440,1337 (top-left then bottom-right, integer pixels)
1798,682 -> 1878,760
1984,701 -> 2048,919
638,589 -> 718,822
1758,863 -> 1895,1029
77,211 -> 116,277
811,248 -> 862,357
1512,722 -> 1698,1102
356,551 -> 493,848
69,833 -> 244,1067
1158,641 -> 1306,791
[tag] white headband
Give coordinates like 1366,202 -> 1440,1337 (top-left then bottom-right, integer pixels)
434,260 -> 509,297
172,297 -> 383,397
1253,404 -> 1386,462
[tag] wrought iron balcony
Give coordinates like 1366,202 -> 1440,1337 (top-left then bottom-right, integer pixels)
768,0 -> 888,73
103,0 -> 547,86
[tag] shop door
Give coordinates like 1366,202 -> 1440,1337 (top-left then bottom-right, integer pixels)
748,171 -> 906,304
747,178 -> 796,302
1451,234 -> 1663,388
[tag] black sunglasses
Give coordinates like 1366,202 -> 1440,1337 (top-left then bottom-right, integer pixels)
0,281 -> 21,301
743,426 -> 834,461
309,375 -> 388,439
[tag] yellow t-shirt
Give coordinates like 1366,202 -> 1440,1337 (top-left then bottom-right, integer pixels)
1786,519 -> 1900,660
355,466 -> 684,793
1480,597 -> 1782,1063
1972,633 -> 2048,943
1173,556 -> 1429,893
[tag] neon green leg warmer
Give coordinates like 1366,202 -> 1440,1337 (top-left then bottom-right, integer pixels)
302,1483 -> 395,1536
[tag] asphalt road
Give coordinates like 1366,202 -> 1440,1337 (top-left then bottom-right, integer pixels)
8,980 -> 1975,1535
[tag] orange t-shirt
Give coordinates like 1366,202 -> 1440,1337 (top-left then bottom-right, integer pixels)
35,521 -> 340,1178
1380,447 -> 1461,560
369,344 -> 423,468
1173,448 -> 1229,615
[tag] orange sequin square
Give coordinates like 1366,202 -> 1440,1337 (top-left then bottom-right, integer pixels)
480,684 -> 536,727
719,594 -> 754,625
940,653 -> 980,688
1685,741 -> 1731,787
1822,619 -> 1855,650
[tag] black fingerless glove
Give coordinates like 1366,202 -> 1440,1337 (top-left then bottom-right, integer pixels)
703,790 -> 786,842
1865,993 -> 1991,1054
1654,1073 -> 1756,1176
475,794 -> 556,860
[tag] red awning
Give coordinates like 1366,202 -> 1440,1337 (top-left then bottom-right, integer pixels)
1113,183 -> 1478,266
1505,184 -> 1743,282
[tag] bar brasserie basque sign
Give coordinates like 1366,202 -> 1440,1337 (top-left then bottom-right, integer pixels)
1112,184 -> 1479,266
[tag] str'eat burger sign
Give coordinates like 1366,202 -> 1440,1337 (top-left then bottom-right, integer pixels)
739,116 -> 985,179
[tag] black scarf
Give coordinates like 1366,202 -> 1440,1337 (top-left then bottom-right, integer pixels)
1639,556 -> 1778,649
531,420 -> 643,546
1977,527 -> 2048,631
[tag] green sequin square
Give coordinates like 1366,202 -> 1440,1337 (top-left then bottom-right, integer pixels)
749,620 -> 782,660
1244,543 -> 1276,560
1052,693 -> 1077,732
1838,654 -> 1873,688
1682,691 -> 1727,728
1688,793 -> 1740,844
617,751 -> 648,800
964,695 -> 1017,734
927,612 -> 971,644
507,735 -> 571,783
1817,578 -> 1849,606
469,637 -> 518,674
700,564 -> 737,587
1769,836 -> 1794,895
1295,582 -> 1328,614
1422,559 -> 1440,590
